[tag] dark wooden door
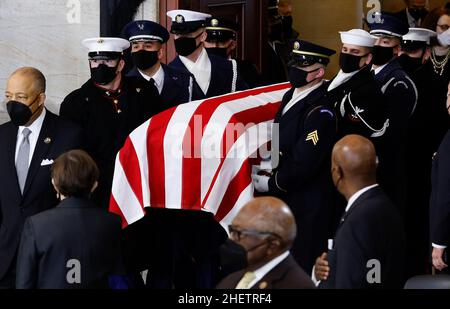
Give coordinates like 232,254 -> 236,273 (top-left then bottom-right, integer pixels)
161,0 -> 267,73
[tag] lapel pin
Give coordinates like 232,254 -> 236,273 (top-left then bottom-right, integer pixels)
259,281 -> 268,289
136,88 -> 141,93
44,137 -> 51,144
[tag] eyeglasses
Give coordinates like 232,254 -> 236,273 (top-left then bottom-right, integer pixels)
228,225 -> 282,242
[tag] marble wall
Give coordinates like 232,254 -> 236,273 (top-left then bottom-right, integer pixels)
0,0 -> 159,125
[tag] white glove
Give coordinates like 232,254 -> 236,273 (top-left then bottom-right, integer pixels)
251,174 -> 270,192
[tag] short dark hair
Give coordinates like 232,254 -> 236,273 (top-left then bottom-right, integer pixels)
51,150 -> 99,198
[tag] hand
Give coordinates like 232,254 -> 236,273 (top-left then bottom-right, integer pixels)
251,174 -> 269,192
432,247 -> 448,271
314,252 -> 329,281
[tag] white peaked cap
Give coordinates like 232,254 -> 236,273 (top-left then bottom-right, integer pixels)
166,9 -> 211,22
339,29 -> 376,47
82,37 -> 130,53
403,28 -> 437,44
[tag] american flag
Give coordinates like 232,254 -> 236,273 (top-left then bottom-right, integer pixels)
109,83 -> 291,229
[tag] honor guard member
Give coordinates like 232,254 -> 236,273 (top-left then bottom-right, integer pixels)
369,12 -> 418,214
60,37 -> 162,208
327,29 -> 389,140
399,28 -> 438,277
122,20 -> 194,107
166,9 -> 248,100
252,40 -> 338,274
204,17 -> 262,88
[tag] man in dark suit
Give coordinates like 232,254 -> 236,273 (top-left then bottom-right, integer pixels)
394,0 -> 428,28
166,9 -> 248,100
369,13 -> 418,215
0,67 -> 83,288
60,37 -> 162,209
216,197 -> 315,289
16,150 -> 122,288
122,20 -> 194,106
252,39 -> 338,275
313,135 -> 405,289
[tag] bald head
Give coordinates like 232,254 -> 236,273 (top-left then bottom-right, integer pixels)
332,135 -> 377,194
232,197 -> 296,249
9,67 -> 46,94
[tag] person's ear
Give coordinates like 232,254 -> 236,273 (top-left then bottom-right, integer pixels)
158,46 -> 165,60
37,92 -> 46,107
316,67 -> 325,79
117,59 -> 125,74
364,53 -> 373,66
200,30 -> 207,43
91,181 -> 98,193
423,48 -> 431,62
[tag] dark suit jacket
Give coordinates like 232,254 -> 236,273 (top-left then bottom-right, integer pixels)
16,197 -> 123,289
0,110 -> 83,282
320,186 -> 405,289
127,63 -> 193,107
216,254 -> 315,289
267,84 -> 338,274
169,52 -> 248,100
430,129 -> 450,247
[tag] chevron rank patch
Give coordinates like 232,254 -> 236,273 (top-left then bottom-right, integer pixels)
306,130 -> 319,145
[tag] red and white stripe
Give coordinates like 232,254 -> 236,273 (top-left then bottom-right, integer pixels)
110,83 -> 291,229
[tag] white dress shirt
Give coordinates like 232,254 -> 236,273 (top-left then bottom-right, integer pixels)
282,81 -> 324,115
139,64 -> 165,95
15,108 -> 46,166
406,9 -> 422,28
327,69 -> 360,92
180,47 -> 211,95
237,251 -> 289,289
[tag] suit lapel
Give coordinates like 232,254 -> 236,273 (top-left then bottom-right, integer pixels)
22,111 -> 55,195
4,123 -> 22,198
161,65 -> 182,107
251,255 -> 293,289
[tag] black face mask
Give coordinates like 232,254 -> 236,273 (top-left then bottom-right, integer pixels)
6,96 -> 40,127
90,63 -> 118,85
175,33 -> 202,57
339,53 -> 368,73
288,67 -> 319,88
269,22 -> 283,41
132,50 -> 159,71
206,47 -> 228,58
281,16 -> 293,38
372,45 -> 395,66
397,54 -> 424,74
409,8 -> 428,21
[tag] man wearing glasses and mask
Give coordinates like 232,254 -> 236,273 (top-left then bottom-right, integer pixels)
60,37 -> 162,208
216,197 -> 315,289
252,39 -> 337,275
394,0 -> 428,28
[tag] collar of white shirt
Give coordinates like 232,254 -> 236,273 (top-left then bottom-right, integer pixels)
406,8 -> 421,27
241,251 -> 290,289
15,108 -> 46,164
345,183 -> 379,212
139,64 -> 165,95
282,80 -> 324,115
372,63 -> 388,76
180,47 -> 211,95
327,69 -> 360,91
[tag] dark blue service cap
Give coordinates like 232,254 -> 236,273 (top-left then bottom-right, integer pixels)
289,39 -> 336,67
205,17 -> 239,42
369,12 -> 409,38
122,20 -> 170,43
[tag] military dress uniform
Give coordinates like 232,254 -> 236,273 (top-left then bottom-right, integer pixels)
261,40 -> 338,274
370,13 -> 418,214
122,20 -> 194,107
60,38 -> 162,208
205,17 -> 262,88
166,10 -> 248,100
